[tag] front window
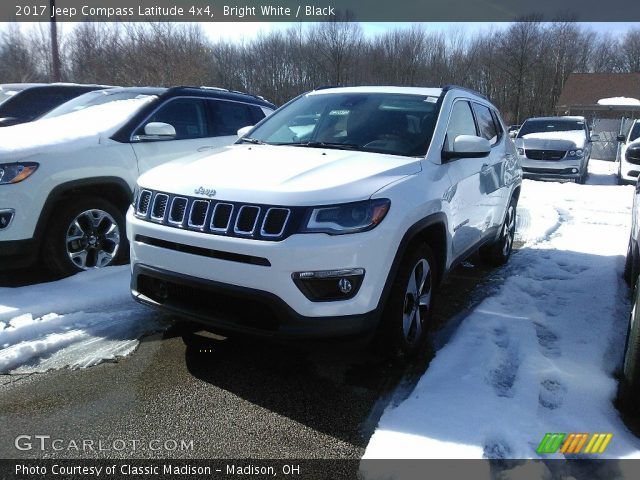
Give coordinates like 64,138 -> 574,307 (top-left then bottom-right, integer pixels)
517,119 -> 585,137
243,92 -> 440,157
42,90 -> 154,119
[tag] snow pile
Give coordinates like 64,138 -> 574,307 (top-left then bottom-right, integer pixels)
363,161 -> 640,471
0,266 -> 165,374
598,97 -> 640,106
0,96 -> 156,157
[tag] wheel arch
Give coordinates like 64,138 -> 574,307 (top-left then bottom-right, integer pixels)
33,177 -> 133,248
376,213 -> 449,312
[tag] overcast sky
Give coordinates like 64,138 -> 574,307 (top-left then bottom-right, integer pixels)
6,21 -> 639,42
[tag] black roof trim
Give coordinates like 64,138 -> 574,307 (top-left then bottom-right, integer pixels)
164,86 -> 275,108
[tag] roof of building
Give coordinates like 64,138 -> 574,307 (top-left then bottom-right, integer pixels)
557,73 -> 640,108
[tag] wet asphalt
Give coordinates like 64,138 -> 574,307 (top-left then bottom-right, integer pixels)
0,256 -> 503,460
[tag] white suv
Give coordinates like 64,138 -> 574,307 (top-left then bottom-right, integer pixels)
128,86 -> 522,356
617,119 -> 640,185
0,86 -> 274,275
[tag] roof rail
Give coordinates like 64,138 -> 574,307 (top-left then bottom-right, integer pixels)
441,84 -> 489,101
313,85 -> 340,91
167,85 -> 272,104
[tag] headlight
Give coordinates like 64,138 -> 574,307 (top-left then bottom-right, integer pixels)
517,148 -> 525,155
0,162 -> 38,185
301,199 -> 390,235
568,150 -> 584,157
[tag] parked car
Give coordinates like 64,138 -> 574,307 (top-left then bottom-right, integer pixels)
620,180 -> 640,414
515,116 -> 597,184
128,85 -> 522,357
617,119 -> 640,185
0,86 -> 275,274
0,83 -> 107,127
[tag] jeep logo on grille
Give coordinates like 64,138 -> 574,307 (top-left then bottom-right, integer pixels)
194,187 -> 216,198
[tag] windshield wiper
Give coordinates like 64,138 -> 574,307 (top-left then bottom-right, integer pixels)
279,141 -> 362,151
238,137 -> 266,145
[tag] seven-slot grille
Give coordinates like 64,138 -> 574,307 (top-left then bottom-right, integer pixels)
135,190 -> 294,241
525,149 -> 566,161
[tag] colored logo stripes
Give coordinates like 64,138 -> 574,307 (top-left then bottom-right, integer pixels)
537,433 -> 613,455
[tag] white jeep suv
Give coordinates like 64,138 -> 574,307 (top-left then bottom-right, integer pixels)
0,86 -> 274,275
128,86 -> 522,356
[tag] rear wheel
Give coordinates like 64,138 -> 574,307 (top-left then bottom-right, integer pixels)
42,197 -> 127,277
480,198 -> 517,266
376,244 -> 437,359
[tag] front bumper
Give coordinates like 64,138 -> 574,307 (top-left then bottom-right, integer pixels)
131,264 -> 379,338
520,157 -> 584,181
0,239 -> 38,269
127,208 -> 400,336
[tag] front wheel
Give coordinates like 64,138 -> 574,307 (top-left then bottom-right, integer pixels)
42,197 -> 128,277
376,244 -> 437,359
480,198 -> 517,266
618,279 -> 640,414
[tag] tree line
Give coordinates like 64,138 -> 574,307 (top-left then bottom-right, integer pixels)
1,20 -> 639,123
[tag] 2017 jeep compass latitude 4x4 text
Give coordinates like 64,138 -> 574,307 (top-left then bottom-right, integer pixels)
128,86 -> 522,356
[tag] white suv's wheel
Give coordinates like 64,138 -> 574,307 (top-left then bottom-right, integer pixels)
378,244 -> 437,359
480,198 -> 517,266
618,279 -> 640,415
42,197 -> 127,277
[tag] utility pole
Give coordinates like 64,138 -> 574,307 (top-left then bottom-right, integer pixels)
50,0 -> 61,81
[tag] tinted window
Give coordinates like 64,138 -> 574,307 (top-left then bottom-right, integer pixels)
517,119 -> 585,137
210,100 -> 254,136
445,101 -> 477,151
245,92 -> 439,157
473,103 -> 499,145
138,98 -> 207,140
0,90 -> 81,120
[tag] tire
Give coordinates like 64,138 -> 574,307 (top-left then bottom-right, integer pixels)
618,280 -> 640,414
624,236 -> 638,287
480,198 -> 517,267
376,243 -> 437,359
42,196 -> 128,277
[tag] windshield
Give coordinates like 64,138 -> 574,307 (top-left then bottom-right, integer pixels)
244,92 -> 440,157
630,122 -> 640,143
0,89 -> 21,106
517,119 -> 585,137
42,90 -> 153,119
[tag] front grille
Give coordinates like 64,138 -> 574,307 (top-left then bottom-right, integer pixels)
151,193 -> 169,220
135,190 -> 295,241
169,197 -> 188,224
525,149 -> 566,160
234,206 -> 260,234
137,190 -> 152,216
189,200 -> 209,228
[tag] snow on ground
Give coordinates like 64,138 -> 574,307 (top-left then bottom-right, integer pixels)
363,160 -> 640,470
0,266 -> 165,374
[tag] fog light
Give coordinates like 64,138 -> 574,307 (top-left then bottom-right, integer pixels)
571,168 -> 578,173
292,268 -> 364,301
0,209 -> 14,230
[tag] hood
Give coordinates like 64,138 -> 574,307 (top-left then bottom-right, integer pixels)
0,96 -> 155,161
516,131 -> 587,151
138,144 -> 422,205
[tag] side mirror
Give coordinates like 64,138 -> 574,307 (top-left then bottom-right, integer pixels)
590,133 -> 600,142
617,134 -> 627,143
144,122 -> 176,138
237,125 -> 253,138
509,131 -> 518,139
442,135 -> 491,160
